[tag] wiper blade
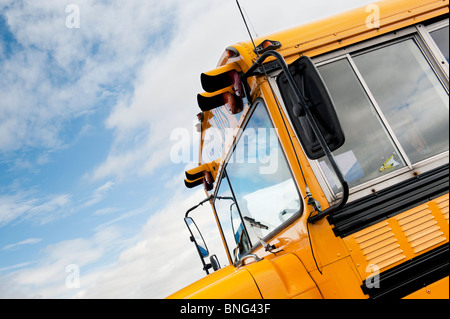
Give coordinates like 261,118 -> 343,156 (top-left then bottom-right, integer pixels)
243,216 -> 268,230
243,216 -> 277,253
215,195 -> 235,201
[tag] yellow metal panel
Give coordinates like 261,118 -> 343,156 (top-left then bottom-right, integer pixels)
236,0 -> 449,66
244,253 -> 320,299
292,288 -> 323,299
343,194 -> 449,281
167,265 -> 261,299
403,276 -> 449,299
201,62 -> 242,77
310,256 -> 368,299
436,195 -> 449,223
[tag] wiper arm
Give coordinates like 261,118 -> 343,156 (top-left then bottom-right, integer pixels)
243,216 -> 268,230
215,195 -> 234,201
243,217 -> 276,253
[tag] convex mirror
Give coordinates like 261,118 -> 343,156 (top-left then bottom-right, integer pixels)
185,217 -> 209,258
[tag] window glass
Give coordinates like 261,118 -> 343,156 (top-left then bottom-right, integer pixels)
223,102 -> 301,244
317,59 -> 406,191
353,39 -> 449,164
430,25 -> 449,62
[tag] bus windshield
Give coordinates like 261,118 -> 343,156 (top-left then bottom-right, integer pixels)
213,101 -> 302,262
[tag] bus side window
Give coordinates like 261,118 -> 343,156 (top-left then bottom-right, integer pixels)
352,39 -> 449,165
316,36 -> 449,193
429,25 -> 449,62
317,58 -> 406,191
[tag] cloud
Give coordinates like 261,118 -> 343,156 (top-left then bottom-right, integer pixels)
0,187 -> 212,299
2,238 -> 42,251
89,0 -> 242,182
83,181 -> 115,207
73,188 -> 212,299
1,0 -> 373,173
0,225 -> 122,298
0,192 -> 71,227
0,0 -> 180,155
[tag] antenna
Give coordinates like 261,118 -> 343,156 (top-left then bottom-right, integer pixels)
236,0 -> 259,57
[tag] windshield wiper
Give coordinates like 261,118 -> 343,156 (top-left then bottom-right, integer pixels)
243,217 -> 277,253
243,216 -> 268,230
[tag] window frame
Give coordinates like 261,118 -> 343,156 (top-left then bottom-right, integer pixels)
419,18 -> 449,76
271,21 -> 449,204
212,98 -> 304,264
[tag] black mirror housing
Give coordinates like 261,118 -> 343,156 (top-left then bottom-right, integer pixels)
277,56 -> 345,160
210,254 -> 221,271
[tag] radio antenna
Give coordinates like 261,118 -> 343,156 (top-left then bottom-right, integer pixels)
236,0 -> 259,57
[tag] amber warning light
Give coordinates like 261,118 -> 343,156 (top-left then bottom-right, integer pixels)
197,63 -> 245,115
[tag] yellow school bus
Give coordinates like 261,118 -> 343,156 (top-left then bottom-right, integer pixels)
169,0 -> 449,299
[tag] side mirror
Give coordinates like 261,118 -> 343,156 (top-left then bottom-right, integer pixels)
210,254 -> 221,271
276,56 -> 345,160
185,216 -> 221,275
185,217 -> 209,258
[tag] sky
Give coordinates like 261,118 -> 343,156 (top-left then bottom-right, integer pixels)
0,0 -> 373,298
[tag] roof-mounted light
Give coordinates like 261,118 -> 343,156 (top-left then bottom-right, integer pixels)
225,46 -> 240,58
197,62 -> 245,115
254,39 -> 281,55
197,86 -> 243,114
184,159 -> 221,191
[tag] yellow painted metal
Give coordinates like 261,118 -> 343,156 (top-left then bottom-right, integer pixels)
403,277 -> 449,299
185,159 -> 221,182
167,265 -> 262,299
343,194 -> 449,281
233,0 -> 450,67
309,257 -> 369,299
201,62 -> 242,78
243,253 -> 322,299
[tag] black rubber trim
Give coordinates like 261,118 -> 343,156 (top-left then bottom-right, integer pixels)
185,170 -> 204,182
361,243 -> 449,299
328,164 -> 449,238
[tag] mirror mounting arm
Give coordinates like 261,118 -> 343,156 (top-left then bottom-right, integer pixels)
242,51 -> 349,223
185,195 -> 213,218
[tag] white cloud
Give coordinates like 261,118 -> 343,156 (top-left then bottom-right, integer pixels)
0,0 -> 181,154
0,225 -> 122,298
83,181 -> 115,207
2,238 -> 42,251
0,192 -> 71,226
74,188 -> 212,299
0,188 -> 212,299
89,1 -> 242,182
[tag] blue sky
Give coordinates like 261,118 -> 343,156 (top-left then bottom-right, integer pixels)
0,0 -> 372,298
